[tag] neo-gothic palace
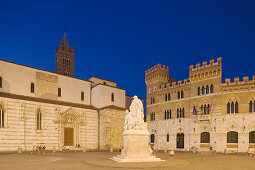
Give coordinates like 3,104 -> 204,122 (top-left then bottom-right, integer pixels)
0,33 -> 127,151
146,57 -> 255,153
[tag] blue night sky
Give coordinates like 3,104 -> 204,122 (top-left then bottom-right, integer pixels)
1,0 -> 255,107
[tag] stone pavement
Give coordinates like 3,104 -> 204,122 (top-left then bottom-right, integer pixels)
0,151 -> 255,170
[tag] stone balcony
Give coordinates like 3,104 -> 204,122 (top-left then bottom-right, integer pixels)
198,115 -> 210,121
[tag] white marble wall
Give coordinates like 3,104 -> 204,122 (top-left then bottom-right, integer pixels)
148,113 -> 255,153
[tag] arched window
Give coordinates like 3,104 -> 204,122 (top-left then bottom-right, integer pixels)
181,91 -> 184,98
206,85 -> 209,94
204,104 -> 207,115
36,110 -> 42,130
0,107 -> 4,128
235,101 -> 238,113
31,83 -> 35,93
210,85 -> 214,93
202,86 -> 205,95
58,88 -> 61,97
249,131 -> 255,143
207,104 -> 210,114
249,101 -> 253,113
167,110 -> 170,119
231,102 -> 234,113
0,76 -> 2,88
168,93 -> 171,101
170,110 -> 172,119
165,94 -> 167,101
167,134 -> 169,142
201,132 -> 210,143
177,108 -> 179,118
198,87 -> 200,95
178,91 -> 180,99
227,102 -> 230,113
201,105 -> 204,114
151,134 -> 155,143
227,131 -> 238,143
254,101 -> 255,113
111,93 -> 114,102
182,108 -> 185,118
81,92 -> 84,101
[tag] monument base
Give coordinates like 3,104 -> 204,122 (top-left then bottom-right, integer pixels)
111,130 -> 165,163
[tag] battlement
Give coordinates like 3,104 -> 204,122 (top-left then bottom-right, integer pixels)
145,64 -> 169,85
223,76 -> 255,86
159,78 -> 190,91
189,57 -> 222,82
189,57 -> 222,72
145,64 -> 169,75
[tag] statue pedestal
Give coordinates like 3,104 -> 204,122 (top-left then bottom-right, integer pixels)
111,130 -> 164,162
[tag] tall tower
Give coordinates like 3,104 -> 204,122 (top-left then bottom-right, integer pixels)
55,33 -> 75,77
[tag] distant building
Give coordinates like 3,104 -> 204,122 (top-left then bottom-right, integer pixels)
0,33 -> 127,151
145,58 -> 255,153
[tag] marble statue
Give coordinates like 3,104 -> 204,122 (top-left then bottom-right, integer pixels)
111,95 -> 164,162
124,96 -> 147,131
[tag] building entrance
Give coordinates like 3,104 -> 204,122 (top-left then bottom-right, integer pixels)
177,133 -> 184,149
64,127 -> 74,146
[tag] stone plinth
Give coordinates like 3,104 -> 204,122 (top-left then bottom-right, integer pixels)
111,130 -> 164,162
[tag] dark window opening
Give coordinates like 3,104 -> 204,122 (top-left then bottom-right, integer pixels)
210,85 -> 214,93
231,102 -> 234,113
111,93 -> 114,102
0,76 -> 2,88
249,131 -> 255,143
58,88 -> 61,97
81,92 -> 84,101
0,108 -> 4,128
201,132 -> 210,143
227,131 -> 238,143
31,83 -> 35,93
227,102 -> 230,113
151,134 -> 155,143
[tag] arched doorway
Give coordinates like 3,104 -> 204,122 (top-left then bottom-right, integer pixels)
177,133 -> 184,148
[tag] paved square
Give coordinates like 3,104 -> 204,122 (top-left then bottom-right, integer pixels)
0,151 -> 255,170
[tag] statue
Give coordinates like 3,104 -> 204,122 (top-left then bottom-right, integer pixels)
124,96 -> 147,132
111,95 -> 164,162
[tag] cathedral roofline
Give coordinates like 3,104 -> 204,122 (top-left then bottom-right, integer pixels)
0,58 -> 91,83
88,76 -> 117,84
91,83 -> 126,91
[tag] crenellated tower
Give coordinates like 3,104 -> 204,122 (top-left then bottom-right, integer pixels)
145,64 -> 169,85
55,32 -> 75,77
145,64 -> 174,106
189,57 -> 222,82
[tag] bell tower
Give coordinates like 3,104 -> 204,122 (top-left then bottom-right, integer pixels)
55,32 -> 75,77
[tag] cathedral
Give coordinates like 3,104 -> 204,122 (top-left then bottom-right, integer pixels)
146,58 -> 255,153
0,33 -> 126,151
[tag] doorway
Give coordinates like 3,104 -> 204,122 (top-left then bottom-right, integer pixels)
177,133 -> 184,149
64,127 -> 74,146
